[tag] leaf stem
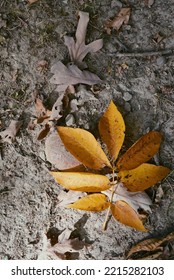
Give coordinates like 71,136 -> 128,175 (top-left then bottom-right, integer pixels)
103,168 -> 117,230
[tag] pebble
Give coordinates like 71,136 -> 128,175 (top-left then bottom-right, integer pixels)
65,114 -> 75,126
156,56 -> 166,66
123,92 -> 132,101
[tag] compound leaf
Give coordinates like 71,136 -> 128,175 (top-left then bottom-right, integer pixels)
111,200 -> 147,231
57,127 -> 111,170
99,101 -> 125,162
118,163 -> 171,192
66,193 -> 110,211
117,131 -> 163,171
51,172 -> 110,192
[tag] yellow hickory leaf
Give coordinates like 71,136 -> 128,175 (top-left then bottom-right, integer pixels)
51,172 -> 110,192
111,200 -> 147,231
57,127 -> 111,170
99,101 -> 125,162
118,163 -> 171,192
66,193 -> 110,211
117,131 -> 162,171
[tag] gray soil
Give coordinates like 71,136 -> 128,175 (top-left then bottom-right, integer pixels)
0,0 -> 174,260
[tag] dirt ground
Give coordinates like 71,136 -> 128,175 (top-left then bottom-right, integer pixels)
0,0 -> 174,260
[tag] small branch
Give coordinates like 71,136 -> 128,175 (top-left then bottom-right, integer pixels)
106,48 -> 174,58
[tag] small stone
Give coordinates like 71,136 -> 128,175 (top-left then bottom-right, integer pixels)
124,102 -> 131,112
156,56 -> 166,66
123,92 -> 132,101
65,114 -> 75,126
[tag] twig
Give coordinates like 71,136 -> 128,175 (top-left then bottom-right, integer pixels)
106,48 -> 174,58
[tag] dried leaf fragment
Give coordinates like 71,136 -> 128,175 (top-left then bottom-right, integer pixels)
127,231 -> 174,259
105,8 -> 131,34
118,163 -> 171,192
50,62 -> 102,92
51,172 -> 110,192
0,120 -> 22,144
111,200 -> 147,231
99,100 -> 125,161
64,11 -> 103,68
117,131 -> 163,171
57,126 -> 111,169
67,193 -> 110,211
45,131 -> 80,170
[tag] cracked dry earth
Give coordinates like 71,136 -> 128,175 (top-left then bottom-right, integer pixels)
0,0 -> 174,259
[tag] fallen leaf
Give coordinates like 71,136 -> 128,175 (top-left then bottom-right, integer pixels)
103,182 -> 152,213
34,97 -> 51,124
45,130 -> 80,170
99,100 -> 125,162
58,190 -> 86,207
67,193 -> 110,211
0,120 -> 22,144
50,62 -> 102,92
111,200 -> 146,231
51,172 -> 110,192
57,126 -> 112,169
105,8 -> 131,34
118,163 -> 171,191
127,231 -> 174,259
37,123 -> 50,141
117,131 -> 163,171
38,229 -> 86,260
64,11 -> 103,68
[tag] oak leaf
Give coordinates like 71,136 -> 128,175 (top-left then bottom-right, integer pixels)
64,11 -> 103,69
50,62 -> 102,92
105,8 -> 131,34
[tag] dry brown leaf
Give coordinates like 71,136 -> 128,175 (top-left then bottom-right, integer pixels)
34,97 -> 51,124
118,163 -> 171,192
64,11 -> 103,68
117,131 -> 163,171
99,100 -> 125,162
51,172 -> 110,192
127,231 -> 174,259
103,182 -> 152,213
0,120 -> 22,144
57,126 -> 111,169
111,200 -> 146,231
38,229 -> 86,260
58,190 -> 86,207
45,130 -> 80,170
105,8 -> 131,34
50,62 -> 102,92
67,193 -> 110,211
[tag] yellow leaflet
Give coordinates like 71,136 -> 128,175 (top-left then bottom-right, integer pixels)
66,193 -> 110,211
117,131 -> 162,171
99,101 -> 125,162
51,172 -> 110,192
118,163 -> 171,192
111,200 -> 147,231
57,127 -> 111,170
